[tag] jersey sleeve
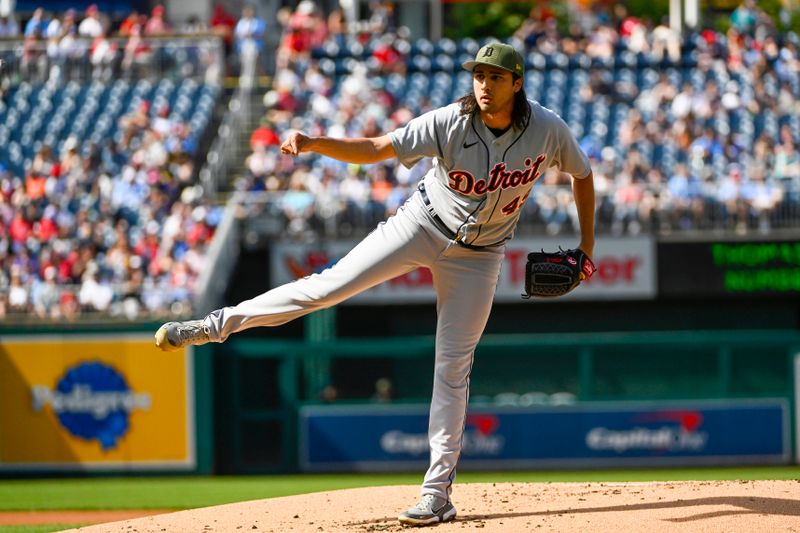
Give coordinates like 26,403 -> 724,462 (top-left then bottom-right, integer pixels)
552,115 -> 592,179
389,105 -> 453,169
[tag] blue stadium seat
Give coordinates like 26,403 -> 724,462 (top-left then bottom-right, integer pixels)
546,52 -> 568,69
435,38 -> 457,56
385,73 -> 406,99
409,54 -> 431,73
570,53 -> 591,69
318,57 -> 336,76
411,38 -> 434,57
458,38 -> 479,56
346,39 -> 365,58
433,54 -> 455,72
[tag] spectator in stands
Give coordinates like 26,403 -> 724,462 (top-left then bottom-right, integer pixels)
742,166 -> 783,231
89,30 -> 118,80
670,82 -> 695,120
242,141 -> 278,191
584,22 -> 616,59
118,10 -> 141,36
667,164 -> 702,229
774,124 -> 800,183
250,117 -> 281,148
326,8 -> 347,46
371,32 -> 407,75
207,4 -> 238,75
21,8 -> 48,81
730,0 -> 759,36
234,4 -> 266,85
31,264 -> 59,318
45,10 -> 66,76
78,4 -> 104,38
79,262 -> 113,312
281,169 -> 316,237
120,21 -> 151,78
7,265 -> 27,313
367,163 -> 394,223
650,16 -> 681,63
276,1 -> 327,70
618,10 -> 649,55
514,3 -> 555,47
210,3 -> 236,52
144,5 -> 171,36
0,13 -> 19,37
9,209 -> 31,248
716,164 -> 747,230
24,7 -> 48,37
372,377 -> 393,402
612,170 -> 644,234
367,0 -> 396,33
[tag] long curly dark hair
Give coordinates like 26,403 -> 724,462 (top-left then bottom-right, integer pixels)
457,76 -> 531,130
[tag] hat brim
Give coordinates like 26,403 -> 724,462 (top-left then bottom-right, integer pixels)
461,59 -> 517,74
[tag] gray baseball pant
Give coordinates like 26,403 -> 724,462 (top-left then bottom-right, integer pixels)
203,192 -> 504,499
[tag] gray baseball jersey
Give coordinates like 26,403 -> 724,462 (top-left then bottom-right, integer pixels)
390,99 -> 591,247
199,97 -> 592,505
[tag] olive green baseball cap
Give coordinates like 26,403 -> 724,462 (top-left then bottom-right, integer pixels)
462,43 -> 525,77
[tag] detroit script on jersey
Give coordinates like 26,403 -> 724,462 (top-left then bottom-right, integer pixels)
390,99 -> 591,247
447,154 -> 547,195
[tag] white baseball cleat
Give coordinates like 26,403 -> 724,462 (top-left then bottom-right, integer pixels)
154,320 -> 210,351
398,494 -> 457,526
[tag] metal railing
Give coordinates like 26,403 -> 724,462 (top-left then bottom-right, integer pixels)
0,34 -> 224,86
216,184 -> 800,241
195,191 -> 244,314
199,89 -> 251,199
0,281 -> 195,323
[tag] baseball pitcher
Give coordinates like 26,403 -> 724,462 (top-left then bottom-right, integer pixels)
156,42 -> 596,526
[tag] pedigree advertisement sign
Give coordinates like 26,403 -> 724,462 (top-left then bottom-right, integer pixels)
271,236 -> 656,303
0,335 -> 195,471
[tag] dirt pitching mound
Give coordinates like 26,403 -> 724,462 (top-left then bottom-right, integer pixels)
61,480 -> 800,533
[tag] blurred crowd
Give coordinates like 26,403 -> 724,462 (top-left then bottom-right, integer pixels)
2,0 -> 800,321
0,100 -> 222,321
1,3 -> 244,85
0,4 -> 243,321
235,0 -> 800,238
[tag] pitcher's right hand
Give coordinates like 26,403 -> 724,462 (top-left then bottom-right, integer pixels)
280,132 -> 311,156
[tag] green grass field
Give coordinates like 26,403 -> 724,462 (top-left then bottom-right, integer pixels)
1,466 -> 798,532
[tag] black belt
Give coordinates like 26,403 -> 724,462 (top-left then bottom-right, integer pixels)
418,183 -> 487,250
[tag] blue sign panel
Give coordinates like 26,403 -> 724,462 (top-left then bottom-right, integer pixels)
300,400 -> 789,471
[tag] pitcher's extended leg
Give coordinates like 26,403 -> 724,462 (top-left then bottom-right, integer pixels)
203,199 -> 439,342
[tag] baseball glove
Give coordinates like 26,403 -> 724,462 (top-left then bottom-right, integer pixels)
522,248 -> 596,299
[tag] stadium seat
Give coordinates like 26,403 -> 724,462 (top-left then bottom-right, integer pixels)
435,38 -> 457,56
409,54 -> 432,73
457,38 -> 479,56
411,38 -> 434,57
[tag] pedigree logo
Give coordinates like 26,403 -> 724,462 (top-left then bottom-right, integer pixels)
31,361 -> 151,450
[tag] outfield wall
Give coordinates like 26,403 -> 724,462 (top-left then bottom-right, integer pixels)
0,331 -> 213,474
212,331 -> 800,474
299,400 -> 791,471
0,329 -> 797,474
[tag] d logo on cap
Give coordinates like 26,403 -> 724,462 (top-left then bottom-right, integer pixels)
462,42 -> 525,78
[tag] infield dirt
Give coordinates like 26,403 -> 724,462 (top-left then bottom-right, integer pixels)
58,480 -> 800,532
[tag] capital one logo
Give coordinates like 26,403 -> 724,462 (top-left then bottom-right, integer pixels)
585,410 -> 708,454
380,414 -> 505,457
31,361 -> 151,450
